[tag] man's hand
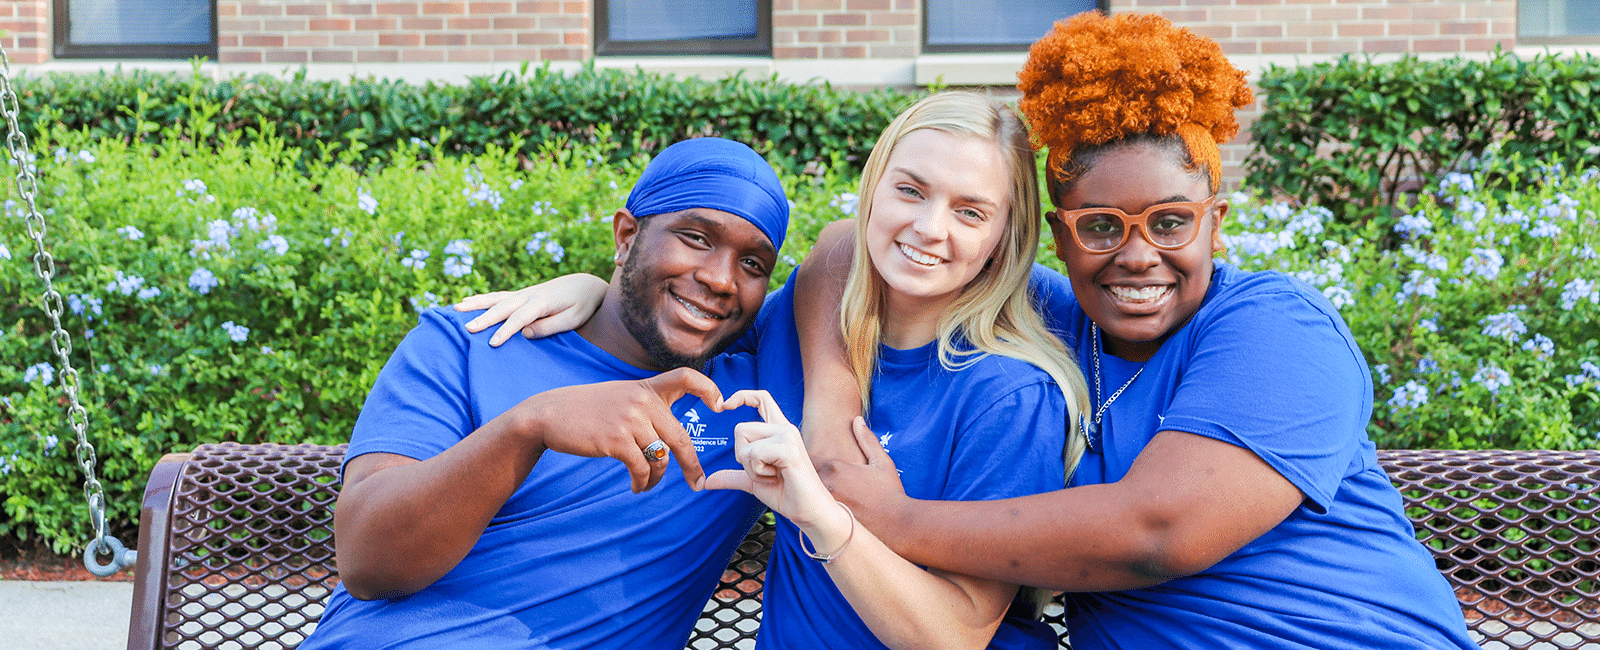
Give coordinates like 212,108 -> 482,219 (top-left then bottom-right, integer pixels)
815,416 -> 915,531
520,367 -> 725,493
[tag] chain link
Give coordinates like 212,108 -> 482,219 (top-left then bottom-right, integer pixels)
0,46 -> 130,575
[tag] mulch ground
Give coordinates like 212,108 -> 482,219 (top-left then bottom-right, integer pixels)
0,544 -> 133,582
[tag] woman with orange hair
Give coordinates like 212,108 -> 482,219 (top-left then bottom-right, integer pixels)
792,12 -> 1478,649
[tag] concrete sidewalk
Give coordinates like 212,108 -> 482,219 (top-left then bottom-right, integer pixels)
0,580 -> 131,649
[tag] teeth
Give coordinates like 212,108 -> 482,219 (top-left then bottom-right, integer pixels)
675,295 -> 722,320
898,243 -> 941,266
1109,285 -> 1171,303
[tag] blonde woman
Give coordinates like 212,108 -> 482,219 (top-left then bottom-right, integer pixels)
459,92 -> 1089,650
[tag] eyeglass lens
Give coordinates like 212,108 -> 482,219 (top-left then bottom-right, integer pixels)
1075,206 -> 1202,251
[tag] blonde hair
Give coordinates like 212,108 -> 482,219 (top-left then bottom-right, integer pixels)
838,91 -> 1092,480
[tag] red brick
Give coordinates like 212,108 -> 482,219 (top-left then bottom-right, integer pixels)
449,48 -> 494,61
311,49 -> 354,62
1362,6 -> 1410,20
1259,7 -> 1309,22
380,33 -> 423,46
375,3 -> 420,16
262,17 -> 309,30
1387,22 -> 1438,37
845,0 -> 890,9
354,17 -> 398,29
869,10 -> 915,26
287,34 -> 332,48
1337,22 -> 1384,38
402,49 -> 447,61
1310,6 -> 1358,21
1467,37 -> 1511,51
1236,0 -> 1283,5
1413,38 -> 1463,52
1490,20 -> 1515,37
821,44 -> 866,57
1311,39 -> 1360,54
776,13 -> 819,27
845,28 -> 890,42
265,50 -> 310,63
797,29 -> 844,43
332,32 -> 378,46
241,34 -> 285,47
492,47 -> 538,60
217,3 -> 239,17
425,33 -> 468,46
1261,39 -> 1307,53
241,4 -> 284,16
895,0 -> 913,9
561,1 -> 585,13
891,27 -> 916,42
1156,9 -> 1206,23
799,0 -> 843,10
563,31 -> 587,45
449,16 -> 493,29
401,17 -> 443,29
1209,7 -> 1258,22
521,1 -> 560,11
338,3 -> 375,15
539,47 -> 584,61
1189,24 -> 1233,40
540,14 -> 583,29
518,31 -> 559,45
359,49 -> 402,62
1441,21 -> 1488,36
1465,3 -> 1514,20
220,50 -> 264,63
1237,24 -> 1283,38
1285,22 -> 1332,38
219,19 -> 261,32
775,30 -> 797,45
775,45 -> 821,58
1361,39 -> 1408,53
309,18 -> 353,31
287,4 -> 329,16
468,2 -> 515,13
216,34 -> 240,47
1412,5 -> 1463,20
1220,41 -> 1256,56
774,0 -> 796,9
422,2 -> 468,14
822,12 -> 867,26
471,32 -> 514,45
494,16 -> 539,29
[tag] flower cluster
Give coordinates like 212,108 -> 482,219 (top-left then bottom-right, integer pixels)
525,232 -> 565,262
221,321 -> 250,343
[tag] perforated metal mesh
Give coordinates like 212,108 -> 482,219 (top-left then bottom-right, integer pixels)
134,446 -> 1600,649
1379,449 -> 1600,649
161,442 -> 343,650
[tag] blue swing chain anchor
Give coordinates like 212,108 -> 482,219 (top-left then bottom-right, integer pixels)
0,46 -> 137,577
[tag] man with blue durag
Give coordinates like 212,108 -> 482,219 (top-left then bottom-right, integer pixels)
301,138 -> 789,650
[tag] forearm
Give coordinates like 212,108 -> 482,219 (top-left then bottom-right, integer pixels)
795,219 -> 865,461
801,508 -> 1015,650
335,415 -> 547,599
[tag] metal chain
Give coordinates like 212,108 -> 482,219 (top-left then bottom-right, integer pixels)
0,47 -> 133,576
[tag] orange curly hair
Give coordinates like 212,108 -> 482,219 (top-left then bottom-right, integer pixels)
1018,12 -> 1252,196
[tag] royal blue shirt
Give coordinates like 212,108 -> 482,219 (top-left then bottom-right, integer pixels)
1030,262 -> 1476,650
748,272 -> 1064,650
300,308 -> 765,650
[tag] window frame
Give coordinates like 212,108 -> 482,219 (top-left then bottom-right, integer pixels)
52,0 -> 218,59
1516,0 -> 1600,44
921,0 -> 1107,54
594,0 -> 772,56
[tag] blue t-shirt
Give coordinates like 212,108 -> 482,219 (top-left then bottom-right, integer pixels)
300,308 -> 766,650
749,273 -> 1064,650
1029,263 -> 1476,650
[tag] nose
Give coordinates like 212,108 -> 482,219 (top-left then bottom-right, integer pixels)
911,205 -> 950,242
694,249 -> 738,296
1113,225 -> 1161,272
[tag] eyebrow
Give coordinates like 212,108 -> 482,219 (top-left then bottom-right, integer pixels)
680,211 -> 777,258
1079,195 -> 1195,210
891,167 -> 1002,210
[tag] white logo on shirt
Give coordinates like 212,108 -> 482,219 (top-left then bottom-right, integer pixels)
685,408 -> 701,423
878,433 -> 893,450
681,408 -> 726,452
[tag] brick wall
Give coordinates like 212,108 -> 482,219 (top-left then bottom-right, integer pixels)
217,0 -> 590,65
773,0 -> 918,59
0,0 -> 48,64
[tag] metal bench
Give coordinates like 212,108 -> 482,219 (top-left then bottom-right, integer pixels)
127,443 -> 1600,649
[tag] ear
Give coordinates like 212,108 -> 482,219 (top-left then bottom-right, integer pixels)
1209,199 -> 1230,256
1043,210 -> 1071,261
612,208 -> 640,266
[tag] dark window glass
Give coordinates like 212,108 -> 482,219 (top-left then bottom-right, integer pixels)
1518,0 -> 1600,40
924,0 -> 1101,53
55,0 -> 216,58
596,0 -> 771,56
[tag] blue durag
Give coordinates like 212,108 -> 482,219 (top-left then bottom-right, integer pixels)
625,138 -> 789,252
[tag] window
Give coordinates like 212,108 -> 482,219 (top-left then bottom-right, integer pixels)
595,0 -> 771,56
1518,0 -> 1600,42
53,0 -> 216,59
923,0 -> 1103,53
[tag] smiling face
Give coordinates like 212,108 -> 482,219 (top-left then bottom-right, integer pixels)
863,128 -> 1011,321
613,207 -> 775,370
1046,144 -> 1227,361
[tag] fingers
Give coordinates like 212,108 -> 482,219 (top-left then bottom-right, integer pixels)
645,367 -> 725,412
454,290 -> 511,315
614,440 -> 657,494
490,299 -> 563,346
644,397 -> 705,491
721,389 -> 791,427
851,416 -> 895,469
701,468 -> 753,493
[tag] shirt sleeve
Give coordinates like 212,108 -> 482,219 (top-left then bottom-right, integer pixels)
345,309 -> 476,475
1157,284 -> 1371,513
942,379 -> 1069,502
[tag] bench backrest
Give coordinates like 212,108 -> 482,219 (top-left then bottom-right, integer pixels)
127,443 -> 1600,649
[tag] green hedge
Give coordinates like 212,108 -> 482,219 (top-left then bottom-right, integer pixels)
1245,51 -> 1600,228
12,62 -> 919,176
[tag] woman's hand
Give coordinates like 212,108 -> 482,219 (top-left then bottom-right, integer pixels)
455,273 -> 608,346
815,416 -> 916,533
705,390 -> 847,531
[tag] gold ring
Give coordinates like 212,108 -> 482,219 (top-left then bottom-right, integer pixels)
642,440 -> 668,462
